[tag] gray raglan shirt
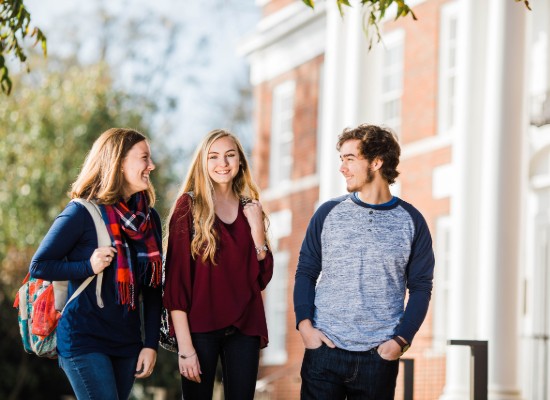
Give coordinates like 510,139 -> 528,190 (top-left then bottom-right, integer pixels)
293,194 -> 435,351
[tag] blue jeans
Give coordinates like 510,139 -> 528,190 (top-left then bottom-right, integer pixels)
58,352 -> 139,400
181,326 -> 260,400
300,344 -> 399,400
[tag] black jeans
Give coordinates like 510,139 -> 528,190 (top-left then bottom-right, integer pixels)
181,326 -> 260,400
300,344 -> 399,400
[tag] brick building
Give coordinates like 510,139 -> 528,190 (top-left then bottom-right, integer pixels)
242,0 -> 550,398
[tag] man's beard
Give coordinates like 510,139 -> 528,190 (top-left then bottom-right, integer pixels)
346,167 -> 375,192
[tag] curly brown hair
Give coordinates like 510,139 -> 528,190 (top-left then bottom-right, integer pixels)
336,124 -> 401,184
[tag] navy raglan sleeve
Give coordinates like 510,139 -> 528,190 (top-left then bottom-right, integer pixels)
396,205 -> 435,343
30,202 -> 96,280
293,200 -> 337,329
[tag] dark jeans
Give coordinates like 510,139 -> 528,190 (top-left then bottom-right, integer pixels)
181,326 -> 260,400
300,344 -> 399,400
58,352 -> 139,400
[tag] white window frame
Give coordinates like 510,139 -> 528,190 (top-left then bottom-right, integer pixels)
270,80 -> 296,187
437,1 -> 459,136
432,215 -> 452,354
316,61 -> 325,178
523,143 -> 550,399
261,209 -> 292,365
432,163 -> 454,199
261,250 -> 289,365
380,29 -> 405,136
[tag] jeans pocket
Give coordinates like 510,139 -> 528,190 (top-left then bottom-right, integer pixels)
305,342 -> 326,351
375,348 -> 399,363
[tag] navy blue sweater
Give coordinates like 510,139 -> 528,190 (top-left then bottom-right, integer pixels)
30,200 -> 162,357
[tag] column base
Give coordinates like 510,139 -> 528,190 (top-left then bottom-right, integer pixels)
488,388 -> 524,400
439,387 -> 470,400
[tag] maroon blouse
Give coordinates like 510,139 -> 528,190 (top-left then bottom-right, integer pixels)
163,193 -> 273,348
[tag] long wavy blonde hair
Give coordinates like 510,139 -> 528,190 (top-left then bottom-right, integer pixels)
70,128 -> 156,206
165,129 -> 269,264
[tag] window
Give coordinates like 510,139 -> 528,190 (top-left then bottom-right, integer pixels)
316,62 -> 325,177
432,216 -> 451,353
381,30 -> 404,135
438,2 -> 459,135
262,251 -> 289,365
270,80 -> 296,187
432,163 -> 454,199
261,209 -> 292,365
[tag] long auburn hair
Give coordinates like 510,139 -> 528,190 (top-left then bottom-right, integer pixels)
70,128 -> 156,205
164,129 -> 269,264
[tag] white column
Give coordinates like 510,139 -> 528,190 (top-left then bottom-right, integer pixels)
319,0 -> 347,202
546,0 -> 550,93
477,0 -> 527,398
342,1 -> 362,126
440,0 -> 488,398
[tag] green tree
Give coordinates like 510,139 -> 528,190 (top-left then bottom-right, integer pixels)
0,57 -> 178,400
0,0 -> 47,94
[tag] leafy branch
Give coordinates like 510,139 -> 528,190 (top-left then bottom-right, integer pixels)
514,0 -> 531,10
303,0 -> 416,49
0,0 -> 47,95
304,0 -> 531,49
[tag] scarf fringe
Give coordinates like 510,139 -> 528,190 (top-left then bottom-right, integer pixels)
146,261 -> 162,288
117,282 -> 136,310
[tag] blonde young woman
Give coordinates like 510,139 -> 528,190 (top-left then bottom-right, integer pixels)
163,129 -> 273,400
30,128 -> 163,399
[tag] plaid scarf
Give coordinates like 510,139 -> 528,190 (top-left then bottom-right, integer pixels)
101,192 -> 162,309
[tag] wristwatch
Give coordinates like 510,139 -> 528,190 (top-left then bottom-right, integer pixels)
392,336 -> 410,353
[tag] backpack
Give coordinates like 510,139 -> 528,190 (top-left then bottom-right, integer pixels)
13,198 -> 109,358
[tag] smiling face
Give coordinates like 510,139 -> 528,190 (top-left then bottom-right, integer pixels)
339,139 -> 375,193
207,136 -> 240,188
121,140 -> 155,200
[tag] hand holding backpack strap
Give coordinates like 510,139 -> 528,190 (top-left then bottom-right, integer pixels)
71,198 -> 112,309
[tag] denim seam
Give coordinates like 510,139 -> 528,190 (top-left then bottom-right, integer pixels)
343,354 -> 359,383
70,356 -> 96,400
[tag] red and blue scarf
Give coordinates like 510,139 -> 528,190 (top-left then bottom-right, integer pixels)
101,192 -> 162,309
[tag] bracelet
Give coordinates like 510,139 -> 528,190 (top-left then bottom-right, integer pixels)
255,243 -> 268,255
178,351 -> 196,359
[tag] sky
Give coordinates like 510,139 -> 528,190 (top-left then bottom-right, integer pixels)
23,0 -> 260,151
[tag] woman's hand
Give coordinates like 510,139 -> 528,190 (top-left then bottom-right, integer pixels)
242,200 -> 264,233
170,311 -> 200,382
135,348 -> 157,379
243,200 -> 267,260
178,351 -> 202,383
90,246 -> 117,274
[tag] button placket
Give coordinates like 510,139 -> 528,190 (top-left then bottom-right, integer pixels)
367,209 -> 374,232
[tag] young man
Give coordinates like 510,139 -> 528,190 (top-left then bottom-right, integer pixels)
294,124 -> 435,399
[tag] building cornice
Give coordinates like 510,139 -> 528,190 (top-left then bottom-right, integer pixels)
240,2 -> 327,84
240,2 -> 327,56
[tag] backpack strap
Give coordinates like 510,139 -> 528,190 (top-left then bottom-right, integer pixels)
69,198 -> 111,310
62,275 -> 95,313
